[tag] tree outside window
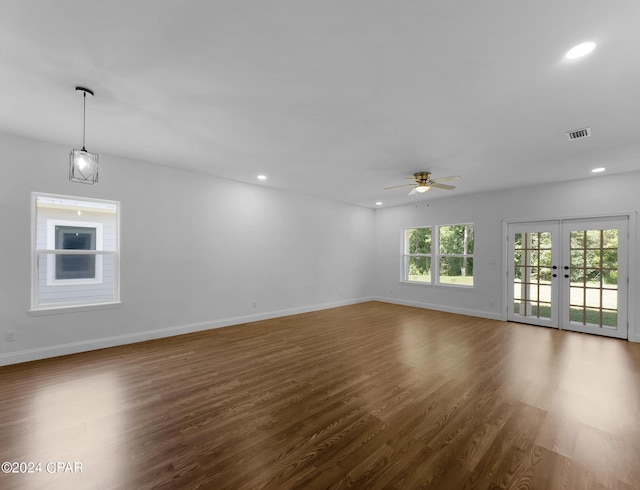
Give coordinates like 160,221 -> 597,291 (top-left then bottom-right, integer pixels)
403,224 -> 474,286
404,227 -> 431,282
438,224 -> 474,286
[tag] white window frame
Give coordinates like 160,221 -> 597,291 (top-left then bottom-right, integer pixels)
46,219 -> 104,286
402,226 -> 432,283
402,223 -> 474,287
31,192 -> 121,314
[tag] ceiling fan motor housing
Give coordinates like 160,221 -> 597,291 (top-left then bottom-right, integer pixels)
414,172 -> 431,182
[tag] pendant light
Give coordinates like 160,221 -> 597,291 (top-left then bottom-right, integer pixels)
69,86 -> 99,184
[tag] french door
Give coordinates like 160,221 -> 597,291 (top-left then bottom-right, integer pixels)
507,217 -> 628,339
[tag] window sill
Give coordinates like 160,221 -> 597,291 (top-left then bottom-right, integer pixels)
400,280 -> 474,289
29,302 -> 121,316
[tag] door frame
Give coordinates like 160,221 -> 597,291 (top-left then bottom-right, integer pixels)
502,212 -> 637,340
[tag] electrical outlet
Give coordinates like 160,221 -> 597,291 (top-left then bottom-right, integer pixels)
5,331 -> 16,342
252,301 -> 257,309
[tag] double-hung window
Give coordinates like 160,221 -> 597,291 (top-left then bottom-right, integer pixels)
438,224 -> 474,286
31,193 -> 120,312
403,223 -> 474,286
403,227 -> 432,283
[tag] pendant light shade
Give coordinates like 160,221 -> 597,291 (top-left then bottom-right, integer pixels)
69,86 -> 99,184
69,148 -> 99,183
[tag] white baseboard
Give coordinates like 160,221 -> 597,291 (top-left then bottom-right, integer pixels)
373,296 -> 505,321
375,297 -> 640,343
0,297 -> 375,366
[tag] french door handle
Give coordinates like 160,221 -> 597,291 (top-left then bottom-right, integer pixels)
552,273 -> 557,277
564,274 -> 569,278
564,266 -> 569,270
552,265 -> 558,270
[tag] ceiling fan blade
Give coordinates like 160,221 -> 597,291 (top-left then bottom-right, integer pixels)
408,187 -> 417,196
384,183 -> 415,190
428,182 -> 456,190
432,175 -> 460,183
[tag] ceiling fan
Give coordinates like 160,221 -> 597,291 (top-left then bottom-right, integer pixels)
384,171 -> 460,195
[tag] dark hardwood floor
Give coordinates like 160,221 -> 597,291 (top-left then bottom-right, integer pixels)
1,301 -> 639,489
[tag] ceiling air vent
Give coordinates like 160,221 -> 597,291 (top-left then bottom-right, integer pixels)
567,127 -> 591,141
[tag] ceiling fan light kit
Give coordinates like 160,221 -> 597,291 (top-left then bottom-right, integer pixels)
69,86 -> 99,184
384,171 -> 460,196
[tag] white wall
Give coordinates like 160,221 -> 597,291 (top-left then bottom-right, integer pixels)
373,171 -> 640,342
0,133 -> 375,365
1,132 -> 637,366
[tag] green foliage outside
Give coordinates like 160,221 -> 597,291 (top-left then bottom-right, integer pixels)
407,227 -> 432,255
439,225 -> 474,277
406,225 -> 474,282
517,302 -> 618,327
514,229 -> 618,285
438,275 -> 474,286
406,228 -> 431,280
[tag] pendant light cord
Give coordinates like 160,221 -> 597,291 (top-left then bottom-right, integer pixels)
82,90 -> 87,151
75,86 -> 94,152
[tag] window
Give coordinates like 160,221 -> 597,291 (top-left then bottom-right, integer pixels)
55,225 -> 97,280
32,193 -> 120,311
403,227 -> 432,283
403,223 -> 474,287
46,221 -> 103,285
438,224 -> 474,286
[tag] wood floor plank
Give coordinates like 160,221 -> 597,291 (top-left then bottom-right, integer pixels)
1,301 -> 640,489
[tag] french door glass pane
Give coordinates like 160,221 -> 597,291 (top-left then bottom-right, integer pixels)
512,231 -> 553,321
568,229 -> 618,328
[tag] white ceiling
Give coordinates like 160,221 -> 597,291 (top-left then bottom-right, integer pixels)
1,1 -> 639,208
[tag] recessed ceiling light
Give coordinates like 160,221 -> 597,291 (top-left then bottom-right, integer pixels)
591,167 -> 605,173
257,175 -> 267,180
375,202 -> 383,206
566,42 -> 596,59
